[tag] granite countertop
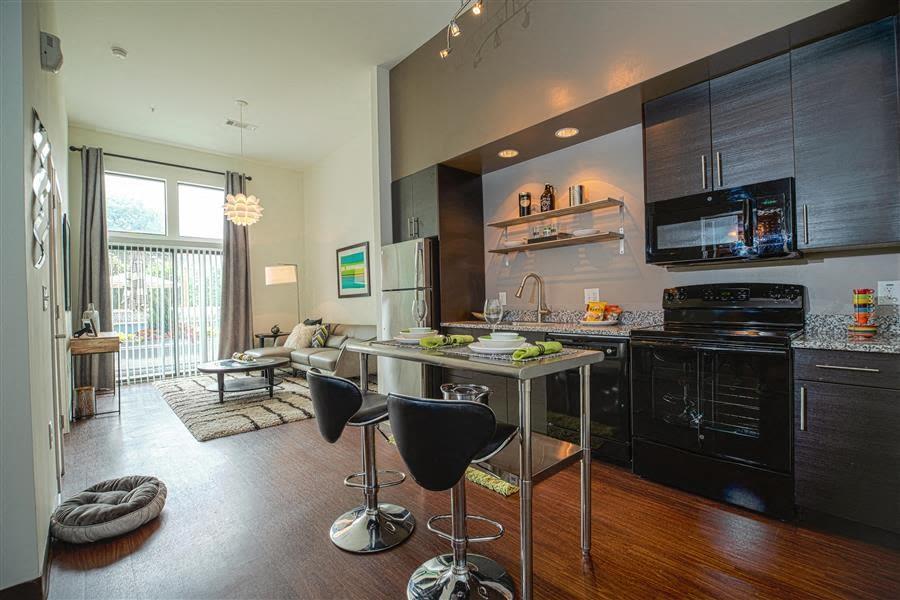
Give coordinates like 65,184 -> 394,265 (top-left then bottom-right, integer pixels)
792,331 -> 900,354
441,320 -> 646,337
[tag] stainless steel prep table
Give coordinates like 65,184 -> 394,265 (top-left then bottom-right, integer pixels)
346,340 -> 604,600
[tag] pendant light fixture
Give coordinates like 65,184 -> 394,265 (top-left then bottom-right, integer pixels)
224,99 -> 263,226
439,0 -> 485,59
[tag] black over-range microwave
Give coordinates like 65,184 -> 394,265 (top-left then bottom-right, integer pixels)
645,178 -> 798,266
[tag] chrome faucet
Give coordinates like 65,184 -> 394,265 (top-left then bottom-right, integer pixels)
514,272 -> 551,323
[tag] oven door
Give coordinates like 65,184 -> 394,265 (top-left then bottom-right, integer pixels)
699,345 -> 791,472
632,339 -> 791,472
646,191 -> 751,264
631,340 -> 704,454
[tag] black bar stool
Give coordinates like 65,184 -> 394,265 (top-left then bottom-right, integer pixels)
307,370 -> 415,553
387,393 -> 518,599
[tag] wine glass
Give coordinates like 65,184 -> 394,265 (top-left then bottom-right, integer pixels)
484,298 -> 504,335
413,293 -> 428,328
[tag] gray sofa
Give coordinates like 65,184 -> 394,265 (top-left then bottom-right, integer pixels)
245,324 -> 376,379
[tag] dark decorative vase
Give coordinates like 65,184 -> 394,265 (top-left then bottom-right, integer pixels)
271,324 -> 280,335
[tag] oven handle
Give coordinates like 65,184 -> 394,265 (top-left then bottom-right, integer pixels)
631,339 -> 788,355
742,199 -> 752,247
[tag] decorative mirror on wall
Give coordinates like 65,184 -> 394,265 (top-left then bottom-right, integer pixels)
31,111 -> 51,269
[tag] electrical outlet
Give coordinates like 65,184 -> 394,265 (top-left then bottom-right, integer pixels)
584,288 -> 600,304
877,280 -> 899,305
498,291 -> 507,305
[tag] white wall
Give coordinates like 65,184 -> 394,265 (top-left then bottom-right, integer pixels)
1,0 -> 69,589
483,125 -> 900,315
301,126 -> 380,325
67,126 -> 304,335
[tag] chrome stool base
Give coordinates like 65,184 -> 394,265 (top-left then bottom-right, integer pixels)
407,554 -> 515,600
329,503 -> 415,554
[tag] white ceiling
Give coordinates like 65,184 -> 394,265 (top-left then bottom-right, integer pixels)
53,1 -> 455,170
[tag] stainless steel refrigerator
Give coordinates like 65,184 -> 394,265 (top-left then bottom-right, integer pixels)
380,238 -> 437,396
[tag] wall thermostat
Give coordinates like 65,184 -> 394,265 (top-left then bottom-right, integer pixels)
40,32 -> 63,73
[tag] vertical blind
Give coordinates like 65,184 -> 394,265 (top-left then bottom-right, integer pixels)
109,244 -> 222,383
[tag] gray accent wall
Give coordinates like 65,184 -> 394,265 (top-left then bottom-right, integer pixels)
483,125 -> 900,316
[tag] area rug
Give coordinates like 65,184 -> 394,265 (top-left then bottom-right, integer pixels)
154,373 -> 319,442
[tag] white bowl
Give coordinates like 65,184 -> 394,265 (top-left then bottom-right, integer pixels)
408,327 -> 433,333
572,228 -> 600,237
502,239 -> 527,248
478,335 -> 526,348
397,330 -> 437,339
489,331 -> 520,340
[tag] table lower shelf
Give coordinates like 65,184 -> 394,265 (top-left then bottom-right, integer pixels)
204,377 -> 284,394
475,431 -> 584,485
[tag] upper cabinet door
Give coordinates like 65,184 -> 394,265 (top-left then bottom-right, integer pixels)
411,166 -> 438,239
391,176 -> 414,242
792,17 -> 900,250
710,54 -> 794,189
643,82 -> 713,203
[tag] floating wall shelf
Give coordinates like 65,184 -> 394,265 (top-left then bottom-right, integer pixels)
489,196 -> 626,258
487,197 -> 623,228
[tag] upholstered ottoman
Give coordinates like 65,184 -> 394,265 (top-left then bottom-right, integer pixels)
50,475 -> 167,543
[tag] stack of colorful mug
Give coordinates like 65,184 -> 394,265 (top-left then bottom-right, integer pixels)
848,288 -> 878,339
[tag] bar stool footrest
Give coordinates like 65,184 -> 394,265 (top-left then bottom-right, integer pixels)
343,469 -> 406,490
426,514 -> 504,544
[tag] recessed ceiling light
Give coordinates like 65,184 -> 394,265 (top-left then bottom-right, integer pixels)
555,127 -> 579,138
498,149 -> 519,158
111,45 -> 128,60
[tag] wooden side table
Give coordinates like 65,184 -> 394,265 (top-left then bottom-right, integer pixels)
70,332 -> 121,419
254,332 -> 288,347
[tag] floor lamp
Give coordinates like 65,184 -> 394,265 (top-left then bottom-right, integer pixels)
265,264 -> 300,326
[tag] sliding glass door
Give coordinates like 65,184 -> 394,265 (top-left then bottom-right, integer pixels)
109,244 -> 222,383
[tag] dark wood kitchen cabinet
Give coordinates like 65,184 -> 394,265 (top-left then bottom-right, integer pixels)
390,164 -> 485,323
643,82 -> 712,203
644,53 -> 793,202
391,166 -> 438,241
791,17 -> 900,251
793,348 -> 900,535
709,53 -> 794,189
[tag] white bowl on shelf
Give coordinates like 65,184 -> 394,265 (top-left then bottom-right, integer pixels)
572,228 -> 600,237
501,239 -> 527,248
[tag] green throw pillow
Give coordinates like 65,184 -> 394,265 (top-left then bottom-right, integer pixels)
311,325 -> 329,348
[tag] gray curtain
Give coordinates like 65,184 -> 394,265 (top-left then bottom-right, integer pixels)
218,171 -> 254,358
76,147 -> 114,390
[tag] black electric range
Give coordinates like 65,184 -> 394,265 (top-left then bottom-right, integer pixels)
630,283 -> 806,519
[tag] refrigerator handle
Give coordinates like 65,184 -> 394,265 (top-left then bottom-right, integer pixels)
415,240 -> 424,288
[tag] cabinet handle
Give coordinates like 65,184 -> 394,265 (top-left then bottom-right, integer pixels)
407,217 -> 412,239
799,386 -> 807,431
413,217 -> 419,238
814,364 -> 880,373
803,205 -> 809,245
715,151 -> 723,188
700,155 -> 708,190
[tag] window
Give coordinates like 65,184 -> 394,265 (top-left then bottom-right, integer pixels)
105,172 -> 166,235
178,183 -> 225,240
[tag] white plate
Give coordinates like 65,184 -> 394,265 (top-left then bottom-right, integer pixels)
579,319 -> 619,326
393,336 -> 424,344
396,330 -> 438,339
477,335 -> 526,348
468,341 -> 529,355
572,228 -> 600,237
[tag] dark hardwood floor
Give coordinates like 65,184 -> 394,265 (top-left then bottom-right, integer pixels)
50,383 -> 900,600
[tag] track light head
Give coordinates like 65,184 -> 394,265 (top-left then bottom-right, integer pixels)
449,20 -> 461,37
439,47 -> 452,59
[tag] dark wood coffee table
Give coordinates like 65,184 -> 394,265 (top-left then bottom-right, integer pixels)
196,357 -> 290,403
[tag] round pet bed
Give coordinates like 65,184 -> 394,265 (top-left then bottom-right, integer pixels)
50,475 -> 167,543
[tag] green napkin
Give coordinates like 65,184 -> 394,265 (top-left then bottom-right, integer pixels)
512,340 -> 563,361
420,334 -> 474,348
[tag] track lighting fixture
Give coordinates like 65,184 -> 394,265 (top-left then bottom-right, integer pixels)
438,0 -> 485,60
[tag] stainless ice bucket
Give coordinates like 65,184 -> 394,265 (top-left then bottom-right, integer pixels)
440,383 -> 491,404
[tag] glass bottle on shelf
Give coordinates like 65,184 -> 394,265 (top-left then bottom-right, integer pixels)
518,192 -> 532,217
540,183 -> 555,212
